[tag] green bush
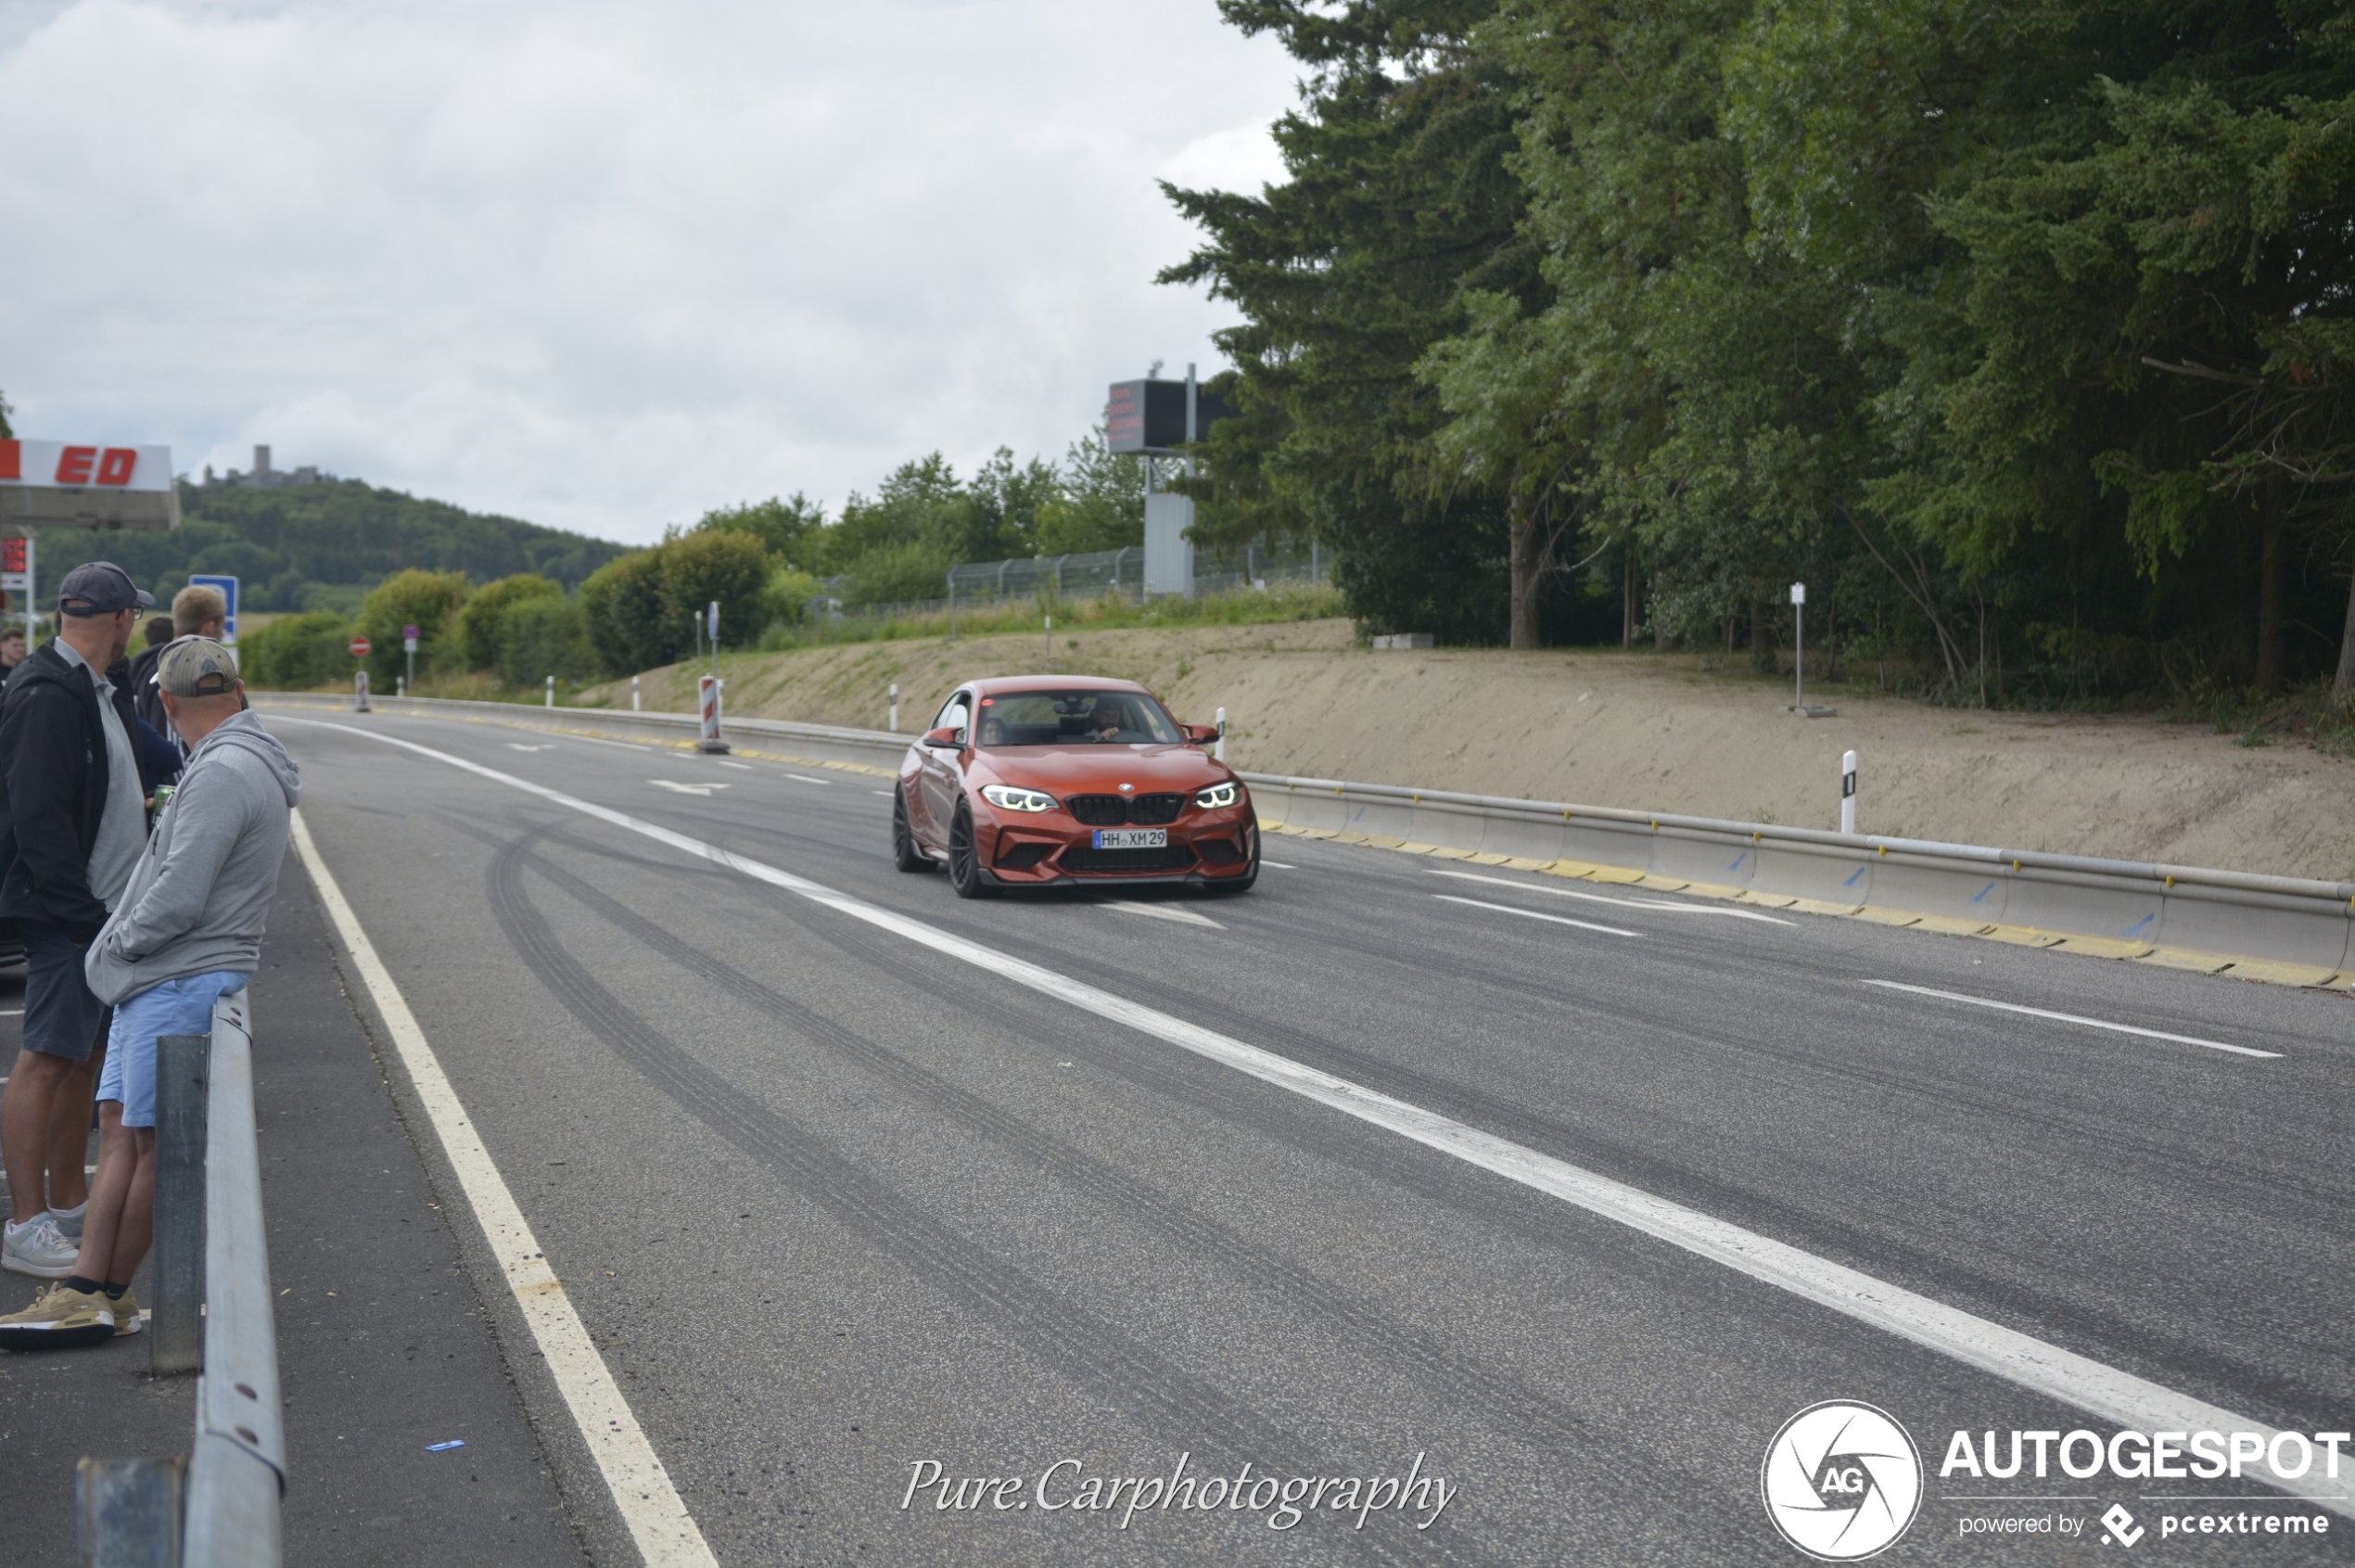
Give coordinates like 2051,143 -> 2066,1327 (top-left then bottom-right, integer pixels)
355,568 -> 469,689
498,595 -> 597,685
582,530 -> 773,676
581,549 -> 670,675
457,573 -> 563,669
657,529 -> 770,651
841,539 -> 951,607
239,610 -> 354,690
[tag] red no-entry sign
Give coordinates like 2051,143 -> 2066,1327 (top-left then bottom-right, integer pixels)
349,636 -> 372,657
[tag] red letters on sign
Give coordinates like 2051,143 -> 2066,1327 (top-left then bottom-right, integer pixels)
1,539 -> 23,574
0,441 -> 19,481
56,446 -> 96,485
96,448 -> 136,486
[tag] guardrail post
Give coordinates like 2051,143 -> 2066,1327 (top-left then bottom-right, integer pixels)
77,1456 -> 185,1567
152,1031 -> 211,1375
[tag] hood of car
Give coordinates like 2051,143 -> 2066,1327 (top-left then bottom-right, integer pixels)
975,744 -> 1233,796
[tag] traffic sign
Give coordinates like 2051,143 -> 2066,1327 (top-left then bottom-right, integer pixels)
190,573 -> 239,646
403,622 -> 419,654
349,635 -> 372,657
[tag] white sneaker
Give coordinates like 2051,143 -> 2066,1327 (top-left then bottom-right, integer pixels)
2,1216 -> 78,1279
47,1205 -> 85,1243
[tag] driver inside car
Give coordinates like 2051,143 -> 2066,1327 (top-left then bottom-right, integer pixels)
978,716 -> 1008,747
1090,701 -> 1127,742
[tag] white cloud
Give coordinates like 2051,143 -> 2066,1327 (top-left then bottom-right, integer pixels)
0,0 -> 1298,542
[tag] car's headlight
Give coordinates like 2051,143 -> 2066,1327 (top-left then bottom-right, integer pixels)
1193,781 -> 1241,809
981,784 -> 1058,813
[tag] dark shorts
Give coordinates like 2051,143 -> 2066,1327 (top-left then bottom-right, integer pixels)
19,923 -> 108,1064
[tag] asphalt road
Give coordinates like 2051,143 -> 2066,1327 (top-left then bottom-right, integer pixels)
264,704 -> 2355,1566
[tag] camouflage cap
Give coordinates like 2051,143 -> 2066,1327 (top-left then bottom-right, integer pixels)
155,636 -> 240,698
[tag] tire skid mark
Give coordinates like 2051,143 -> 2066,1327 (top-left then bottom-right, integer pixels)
523,835 -> 1637,1476
477,825 -> 1482,1568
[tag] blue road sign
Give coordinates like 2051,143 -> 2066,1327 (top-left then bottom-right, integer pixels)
188,573 -> 239,646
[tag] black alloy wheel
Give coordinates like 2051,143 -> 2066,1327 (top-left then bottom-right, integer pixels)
948,803 -> 996,899
892,787 -> 933,873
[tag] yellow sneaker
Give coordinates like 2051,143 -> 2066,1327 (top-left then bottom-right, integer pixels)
0,1281 -> 115,1350
108,1285 -> 142,1337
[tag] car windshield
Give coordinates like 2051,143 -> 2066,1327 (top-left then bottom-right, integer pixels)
974,689 -> 1184,746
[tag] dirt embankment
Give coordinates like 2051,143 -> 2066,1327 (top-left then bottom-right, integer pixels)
588,619 -> 2355,882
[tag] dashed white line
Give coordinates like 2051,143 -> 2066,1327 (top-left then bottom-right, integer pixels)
716,760 -> 754,771
1432,894 -> 1641,938
786,773 -> 833,786
287,809 -> 718,1567
1090,899 -> 1224,929
274,719 -> 2351,1523
1430,868 -> 1792,925
871,789 -> 895,797
650,780 -> 730,797
1862,980 -> 2275,1059
1261,860 -> 1297,870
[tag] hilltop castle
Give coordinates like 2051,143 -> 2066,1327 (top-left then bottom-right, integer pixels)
202,444 -> 336,490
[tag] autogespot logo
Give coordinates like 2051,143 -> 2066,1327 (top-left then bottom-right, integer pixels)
1762,1401 -> 1925,1561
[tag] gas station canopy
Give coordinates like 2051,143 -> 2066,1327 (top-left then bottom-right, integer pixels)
0,440 -> 181,531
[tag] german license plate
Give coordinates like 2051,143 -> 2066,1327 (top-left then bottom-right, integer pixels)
1092,828 -> 1168,849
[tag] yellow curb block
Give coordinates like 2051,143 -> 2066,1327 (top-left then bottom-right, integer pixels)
1788,898 -> 1865,916
1912,915 -> 1997,937
1500,857 -> 1556,872
1676,882 -> 1748,902
1464,852 -> 1514,865
2051,935 -> 2158,960
2135,948 -> 2236,974
1979,925 -> 2067,949
2215,957 -> 2344,988
1737,891 -> 1801,909
1852,907 -> 1924,927
1425,846 -> 1477,860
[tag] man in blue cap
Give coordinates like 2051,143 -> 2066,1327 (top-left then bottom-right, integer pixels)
0,562 -> 154,1279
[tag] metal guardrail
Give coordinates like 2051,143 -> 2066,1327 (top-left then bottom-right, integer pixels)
251,691 -> 2355,976
79,990 -> 283,1568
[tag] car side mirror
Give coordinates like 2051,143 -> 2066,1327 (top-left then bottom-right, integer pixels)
1184,723 -> 1219,746
922,725 -> 963,749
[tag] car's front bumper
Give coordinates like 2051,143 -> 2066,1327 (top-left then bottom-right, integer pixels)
977,809 -> 1257,886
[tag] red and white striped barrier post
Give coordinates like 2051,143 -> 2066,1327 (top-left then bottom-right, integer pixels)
696,673 -> 730,754
353,669 -> 371,713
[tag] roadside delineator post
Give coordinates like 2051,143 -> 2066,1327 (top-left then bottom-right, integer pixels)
353,669 -> 370,713
888,682 -> 899,733
1841,749 -> 1857,835
1215,707 -> 1228,763
544,674 -> 554,709
631,674 -> 641,712
696,673 -> 730,754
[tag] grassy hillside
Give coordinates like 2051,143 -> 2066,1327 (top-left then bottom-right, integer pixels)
37,479 -> 628,616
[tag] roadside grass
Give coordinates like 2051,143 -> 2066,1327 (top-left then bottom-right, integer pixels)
754,580 -> 1346,652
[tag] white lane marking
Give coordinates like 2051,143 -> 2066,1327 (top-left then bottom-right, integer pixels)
1430,868 -> 1793,925
1432,894 -> 1641,939
716,760 -> 754,771
277,720 -> 2350,1520
287,808 -> 719,1567
1862,980 -> 2277,1060
786,773 -> 832,786
871,789 -> 895,797
1261,860 -> 1297,870
564,732 -> 667,754
650,780 -> 729,797
1090,899 -> 1224,930
505,744 -> 554,752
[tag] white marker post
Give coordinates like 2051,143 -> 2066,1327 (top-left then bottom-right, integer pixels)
1215,707 -> 1227,763
1044,613 -> 1051,667
631,674 -> 641,712
396,676 -> 404,698
1841,749 -> 1857,835
545,674 -> 554,709
354,669 -> 370,713
707,600 -> 719,682
888,682 -> 899,733
1789,581 -> 1805,710
696,673 -> 730,754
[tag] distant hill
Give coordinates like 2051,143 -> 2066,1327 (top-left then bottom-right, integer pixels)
34,479 -> 630,616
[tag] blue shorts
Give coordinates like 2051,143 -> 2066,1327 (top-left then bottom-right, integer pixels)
96,972 -> 249,1129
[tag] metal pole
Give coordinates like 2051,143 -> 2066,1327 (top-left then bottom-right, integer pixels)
1044,613 -> 1051,667
708,601 -> 719,682
152,1032 -> 211,1375
1795,601 -> 1804,709
1841,750 -> 1858,835
405,645 -> 414,694
948,572 -> 957,639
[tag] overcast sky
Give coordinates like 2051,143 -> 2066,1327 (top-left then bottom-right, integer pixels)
0,0 -> 1297,544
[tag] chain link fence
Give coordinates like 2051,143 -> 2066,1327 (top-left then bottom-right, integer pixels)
820,542 -> 1330,625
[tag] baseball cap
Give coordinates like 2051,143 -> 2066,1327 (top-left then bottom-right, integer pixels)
57,562 -> 156,617
155,636 -> 240,698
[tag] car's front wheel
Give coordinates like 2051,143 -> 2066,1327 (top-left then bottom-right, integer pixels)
892,787 -> 933,873
948,803 -> 996,899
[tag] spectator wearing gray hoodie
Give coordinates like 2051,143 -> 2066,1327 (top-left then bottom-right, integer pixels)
0,638 -> 300,1346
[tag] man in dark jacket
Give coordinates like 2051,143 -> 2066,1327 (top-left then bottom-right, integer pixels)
0,563 -> 154,1279
125,615 -> 172,737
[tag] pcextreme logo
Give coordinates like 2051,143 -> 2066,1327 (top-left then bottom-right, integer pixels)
1763,1401 -> 1925,1561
